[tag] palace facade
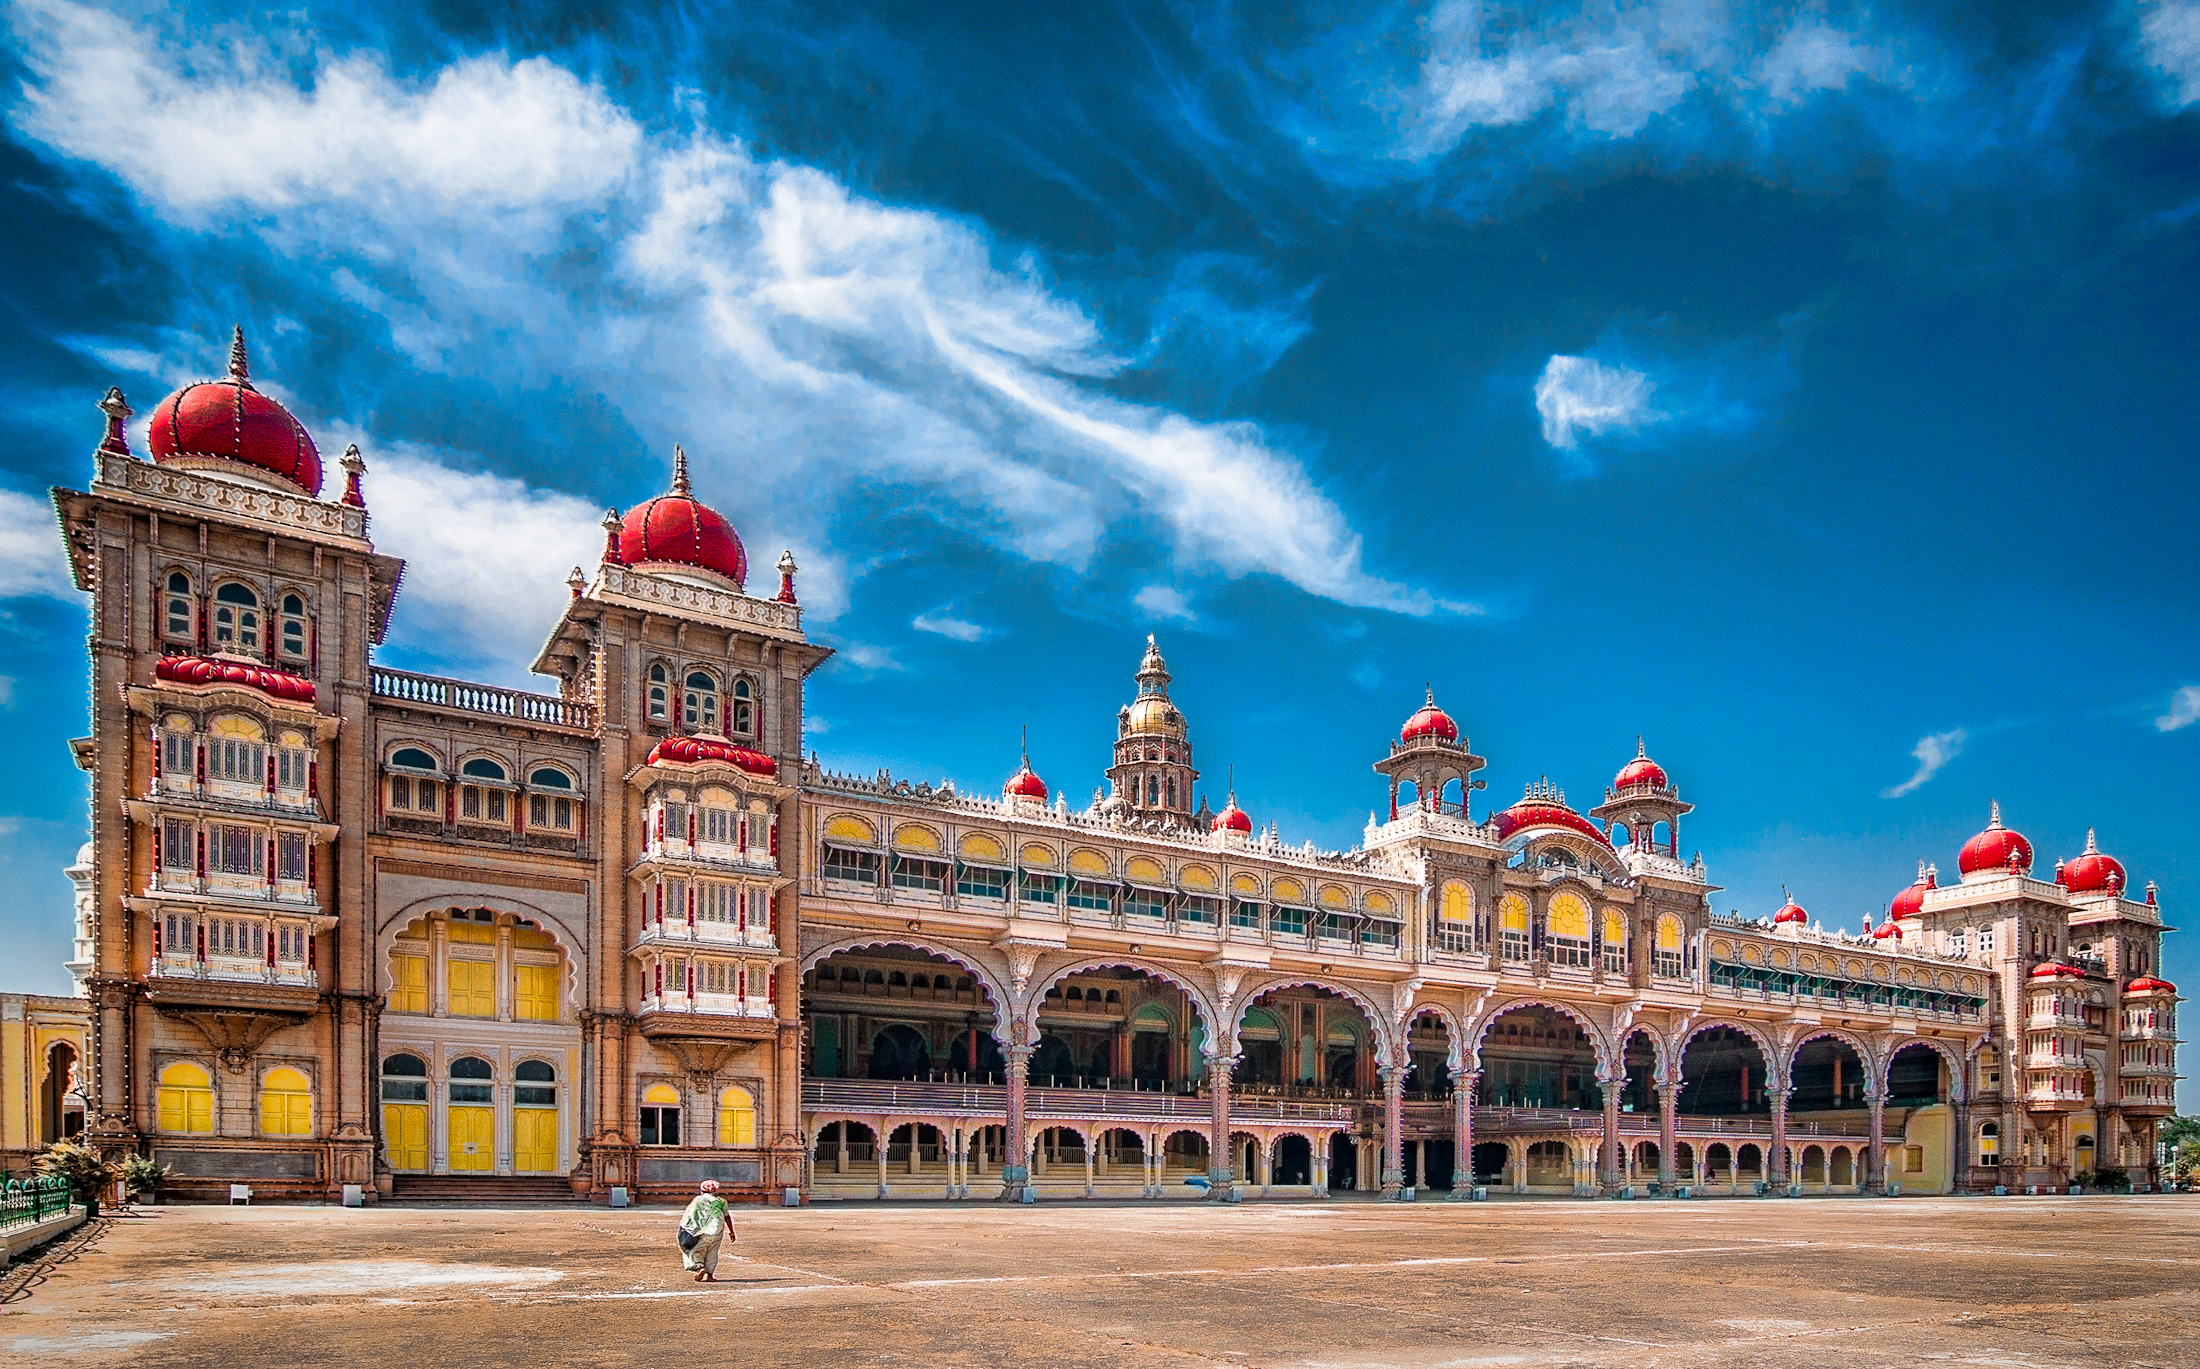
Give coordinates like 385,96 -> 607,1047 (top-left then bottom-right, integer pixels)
48,331 -> 2180,1202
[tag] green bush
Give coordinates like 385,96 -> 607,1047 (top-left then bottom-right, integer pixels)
35,1140 -> 118,1206
119,1154 -> 172,1199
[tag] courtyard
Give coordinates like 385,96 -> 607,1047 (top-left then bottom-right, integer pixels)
5,1195 -> 2197,1368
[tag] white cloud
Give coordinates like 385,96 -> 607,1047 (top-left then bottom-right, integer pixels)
1134,585 -> 1197,622
2158,685 -> 2200,732
838,643 -> 900,672
1882,728 -> 1966,798
0,488 -> 74,600
1534,355 -> 1658,449
1756,22 -> 1887,106
0,675 -> 15,707
1414,0 -> 1705,144
9,1 -> 1454,627
911,612 -> 986,642
1348,662 -> 1381,690
2143,2 -> 2200,107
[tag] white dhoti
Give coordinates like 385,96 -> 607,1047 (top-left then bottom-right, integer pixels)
681,1230 -> 723,1275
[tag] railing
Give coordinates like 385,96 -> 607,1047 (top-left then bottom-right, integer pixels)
1468,1107 -> 1885,1139
801,1079 -> 1354,1124
0,1176 -> 73,1232
371,667 -> 596,730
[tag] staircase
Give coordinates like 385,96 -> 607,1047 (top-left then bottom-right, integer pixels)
389,1174 -> 583,1203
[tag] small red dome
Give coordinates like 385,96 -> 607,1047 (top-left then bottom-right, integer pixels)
1889,862 -> 1938,919
1871,918 -> 1902,939
1613,738 -> 1667,791
616,447 -> 747,588
1492,794 -> 1615,851
2029,961 -> 2083,980
147,328 -> 321,496
2060,829 -> 2127,896
1213,795 -> 1252,834
1400,687 -> 1458,743
1957,801 -> 2033,877
645,734 -> 776,776
155,654 -> 316,704
2126,977 -> 2177,995
1773,893 -> 1808,925
1004,760 -> 1048,801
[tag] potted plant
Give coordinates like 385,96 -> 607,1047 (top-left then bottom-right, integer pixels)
119,1154 -> 173,1206
35,1140 -> 118,1218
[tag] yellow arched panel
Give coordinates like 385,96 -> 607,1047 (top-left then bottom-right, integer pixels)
157,1059 -> 215,1135
1548,894 -> 1589,939
210,715 -> 265,740
958,832 -> 1005,861
1499,893 -> 1530,932
161,1061 -> 211,1088
1272,878 -> 1306,904
1179,865 -> 1217,891
1318,885 -> 1350,909
1602,908 -> 1626,944
1125,856 -> 1165,883
643,1083 -> 681,1106
1019,843 -> 1057,867
1364,891 -> 1393,915
892,823 -> 942,852
1231,873 -> 1262,895
1657,916 -> 1682,951
718,1086 -> 757,1146
260,1069 -> 312,1137
1441,882 -> 1473,922
825,815 -> 877,844
1069,848 -> 1111,875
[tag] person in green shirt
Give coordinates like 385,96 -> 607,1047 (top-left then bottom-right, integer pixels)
678,1179 -> 734,1281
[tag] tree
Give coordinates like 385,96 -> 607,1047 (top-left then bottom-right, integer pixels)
2158,1115 -> 2200,1150
35,1140 -> 117,1212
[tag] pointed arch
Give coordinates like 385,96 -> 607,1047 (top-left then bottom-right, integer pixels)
1881,1036 -> 1966,1103
1470,996 -> 1614,1076
802,935 -> 1012,1025
1025,957 -> 1218,1052
1401,998 -> 1465,1072
1232,975 -> 1399,1068
1782,1026 -> 1879,1092
1672,1018 -> 1778,1079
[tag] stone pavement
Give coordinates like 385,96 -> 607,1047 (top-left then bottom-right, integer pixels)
4,1195 -> 2196,1367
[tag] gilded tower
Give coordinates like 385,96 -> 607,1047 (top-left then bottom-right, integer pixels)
1104,636 -> 1199,827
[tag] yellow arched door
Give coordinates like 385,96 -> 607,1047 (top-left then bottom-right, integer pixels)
447,1056 -> 496,1171
384,1101 -> 429,1171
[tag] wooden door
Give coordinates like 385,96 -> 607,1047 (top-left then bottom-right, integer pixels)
448,1104 -> 495,1170
383,1103 -> 429,1171
513,1107 -> 558,1173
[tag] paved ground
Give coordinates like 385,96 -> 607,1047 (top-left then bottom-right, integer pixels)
5,1194 -> 2197,1367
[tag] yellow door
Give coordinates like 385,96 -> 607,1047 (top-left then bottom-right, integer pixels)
383,1103 -> 429,1171
513,1108 -> 558,1173
448,1105 -> 495,1170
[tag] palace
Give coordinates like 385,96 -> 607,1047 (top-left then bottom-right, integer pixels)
43,330 -> 2180,1202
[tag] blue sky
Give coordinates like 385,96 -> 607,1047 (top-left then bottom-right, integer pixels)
1,1 -> 2196,1102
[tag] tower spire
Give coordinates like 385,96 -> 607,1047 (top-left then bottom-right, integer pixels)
672,444 -> 691,495
227,325 -> 250,383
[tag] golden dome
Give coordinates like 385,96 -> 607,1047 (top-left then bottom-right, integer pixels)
1124,695 -> 1183,737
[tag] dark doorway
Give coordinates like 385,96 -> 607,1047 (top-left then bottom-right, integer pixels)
868,1024 -> 931,1080
1329,1133 -> 1358,1190
1275,1134 -> 1313,1185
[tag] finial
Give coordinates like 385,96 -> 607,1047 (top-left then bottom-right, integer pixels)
227,325 -> 249,382
2083,827 -> 2098,854
566,566 -> 587,599
601,508 -> 624,566
97,386 -> 133,456
1916,858 -> 1927,883
1925,862 -> 1937,886
776,549 -> 798,605
1636,735 -> 1646,758
340,444 -> 368,508
1781,884 -> 1791,905
1148,633 -> 1156,648
1021,723 -> 1030,767
2145,880 -> 2158,906
672,444 -> 691,495
1987,799 -> 2002,828
1425,683 -> 1436,707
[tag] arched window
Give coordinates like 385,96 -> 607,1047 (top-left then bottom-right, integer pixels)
1655,915 -> 1685,979
157,1061 -> 214,1134
458,758 -> 509,825
1498,893 -> 1531,960
1601,907 -> 1629,974
164,571 -> 194,643
683,670 -> 720,732
730,678 -> 754,737
212,582 -> 261,652
527,767 -> 580,832
260,1066 -> 313,1136
640,1082 -> 681,1146
718,1085 -> 757,1145
278,593 -> 308,660
386,747 -> 442,816
513,1060 -> 558,1172
647,662 -> 670,722
380,1054 -> 428,1170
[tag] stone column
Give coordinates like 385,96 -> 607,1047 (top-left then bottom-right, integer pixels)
1084,1132 -> 1096,1198
1866,1089 -> 1888,1192
1001,1045 -> 1033,1201
876,1120 -> 890,1199
1450,1071 -> 1477,1199
1768,1086 -> 1791,1189
1600,1075 -> 1622,1190
1381,1065 -> 1406,1198
1207,1048 -> 1235,1198
1312,1136 -> 1328,1195
1657,1082 -> 1678,1186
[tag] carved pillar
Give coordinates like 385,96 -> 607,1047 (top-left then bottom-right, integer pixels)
1001,1044 -> 1033,1201
1450,1070 -> 1477,1198
1380,1065 -> 1405,1198
1207,1049 -> 1235,1197
1657,1082 -> 1678,1185
1866,1089 -> 1888,1191
1768,1085 -> 1791,1188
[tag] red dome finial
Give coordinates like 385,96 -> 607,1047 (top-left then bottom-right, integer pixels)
1773,886 -> 1808,924
147,326 -> 322,495
227,324 -> 249,382
1889,859 -> 1935,919
672,443 -> 691,495
1004,729 -> 1048,802
1213,765 -> 1252,833
1614,735 -> 1668,791
2061,827 -> 2129,897
1400,687 -> 1458,743
1957,799 -> 2032,879
97,386 -> 133,456
617,449 -> 748,588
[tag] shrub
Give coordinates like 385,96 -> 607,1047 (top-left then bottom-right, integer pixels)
35,1140 -> 118,1207
119,1154 -> 172,1199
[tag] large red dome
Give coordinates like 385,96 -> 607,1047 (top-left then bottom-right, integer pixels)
1889,861 -> 1937,919
1400,687 -> 1458,743
616,447 -> 747,588
147,327 -> 321,496
1613,737 -> 1667,791
1957,801 -> 2032,878
1213,794 -> 1252,834
2060,829 -> 2127,896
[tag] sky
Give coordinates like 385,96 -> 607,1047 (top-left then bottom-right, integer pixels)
0,0 -> 2195,1100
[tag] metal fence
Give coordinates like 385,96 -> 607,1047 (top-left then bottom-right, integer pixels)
0,1176 -> 74,1232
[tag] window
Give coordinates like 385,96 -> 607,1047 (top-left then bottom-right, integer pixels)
823,846 -> 878,884
1655,916 -> 1685,979
1601,908 -> 1628,974
276,745 -> 309,791
718,1085 -> 757,1145
891,855 -> 948,892
162,817 -> 194,871
212,583 -> 261,651
528,768 -> 578,832
1977,926 -> 1995,956
640,1083 -> 682,1146
214,824 -> 262,876
392,747 -> 438,770
683,671 -> 719,732
161,725 -> 194,779
276,831 -> 308,881
1270,905 -> 1308,938
746,889 -> 770,930
1437,882 -> 1474,952
697,881 -> 738,924
279,593 -> 308,659
516,964 -> 559,1020
1360,917 -> 1400,948
164,571 -> 194,641
447,958 -> 495,1017
260,1067 -> 313,1136
1547,894 -> 1591,968
956,865 -> 1008,900
276,923 -> 308,961
202,916 -> 263,959
389,954 -> 428,1013
380,1053 -> 428,1102
515,1059 -> 557,1106
1017,872 -> 1061,903
449,1056 -> 494,1105
731,678 -> 755,736
1231,900 -> 1262,928
1500,894 -> 1531,962
700,801 -> 737,845
647,662 -> 671,722
1948,928 -> 1969,958
157,1061 -> 214,1133
161,912 -> 197,959
1068,880 -> 1114,913
209,735 -> 265,785
1179,895 -> 1220,925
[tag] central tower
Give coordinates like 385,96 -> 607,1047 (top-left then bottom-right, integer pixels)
1105,635 -> 1199,826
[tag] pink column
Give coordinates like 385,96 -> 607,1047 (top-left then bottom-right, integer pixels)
1452,1071 -> 1477,1197
1601,1077 -> 1622,1189
1207,1050 -> 1235,1197
1867,1089 -> 1887,1191
1381,1066 -> 1405,1198
1769,1086 -> 1791,1189
1657,1083 -> 1678,1186
1003,1045 -> 1033,1202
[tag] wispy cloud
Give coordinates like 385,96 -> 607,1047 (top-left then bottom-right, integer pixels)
0,675 -> 15,708
1882,728 -> 1966,797
1134,585 -> 1197,622
9,0 -> 1456,636
912,612 -> 986,643
837,643 -> 900,672
2141,1 -> 2200,107
2158,685 -> 2200,732
0,488 -> 73,601
1534,355 -> 1658,450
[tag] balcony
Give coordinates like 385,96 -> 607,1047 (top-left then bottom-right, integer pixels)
146,870 -> 320,909
152,952 -> 317,992
371,666 -> 595,732
633,920 -> 777,953
637,842 -> 782,877
801,1078 -> 1354,1126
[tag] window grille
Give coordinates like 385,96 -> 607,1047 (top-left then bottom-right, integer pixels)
955,865 -> 1008,900
891,856 -> 948,892
822,846 -> 877,883
276,831 -> 308,881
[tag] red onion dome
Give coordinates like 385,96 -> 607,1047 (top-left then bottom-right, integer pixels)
1400,687 -> 1458,743
2029,962 -> 2084,980
2060,828 -> 2127,896
1871,918 -> 1902,940
616,446 -> 748,589
1004,757 -> 1048,801
1889,861 -> 1938,919
1492,791 -> 1616,851
645,734 -> 776,777
1613,737 -> 1668,791
1957,800 -> 2033,877
155,654 -> 316,704
147,327 -> 321,496
1213,793 -> 1252,834
1772,889 -> 1808,925
2125,977 -> 2177,995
